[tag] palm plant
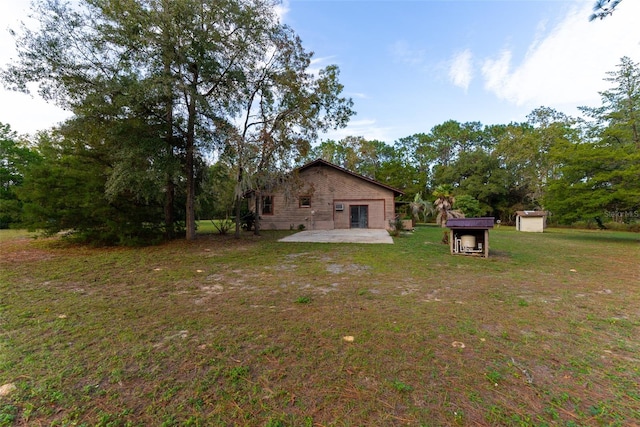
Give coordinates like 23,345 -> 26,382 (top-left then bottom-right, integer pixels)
432,184 -> 464,243
433,184 -> 464,227
409,192 -> 434,223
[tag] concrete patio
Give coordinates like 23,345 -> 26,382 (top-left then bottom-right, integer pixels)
278,229 -> 394,244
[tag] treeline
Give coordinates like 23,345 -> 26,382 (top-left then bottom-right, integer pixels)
301,57 -> 640,227
1,4 -> 638,244
0,0 -> 353,244
208,57 -> 640,228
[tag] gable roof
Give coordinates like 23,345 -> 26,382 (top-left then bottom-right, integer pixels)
298,158 -> 405,197
515,210 -> 547,217
446,217 -> 495,229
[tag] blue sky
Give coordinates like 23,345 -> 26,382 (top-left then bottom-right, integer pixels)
2,0 -> 639,143
280,0 -> 640,142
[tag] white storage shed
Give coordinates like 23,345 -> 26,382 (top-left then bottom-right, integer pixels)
515,211 -> 547,232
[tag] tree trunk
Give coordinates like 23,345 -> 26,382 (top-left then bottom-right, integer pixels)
164,177 -> 175,239
162,18 -> 175,239
185,138 -> 196,240
254,190 -> 261,236
234,167 -> 242,238
185,69 -> 198,241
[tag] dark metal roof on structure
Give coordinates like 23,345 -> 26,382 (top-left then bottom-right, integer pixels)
298,158 -> 405,197
446,217 -> 495,229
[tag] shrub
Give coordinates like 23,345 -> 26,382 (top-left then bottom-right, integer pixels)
241,211 -> 255,231
212,218 -> 234,235
388,217 -> 404,237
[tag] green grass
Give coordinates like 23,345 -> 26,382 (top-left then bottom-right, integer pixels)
0,229 -> 36,242
1,224 -> 639,425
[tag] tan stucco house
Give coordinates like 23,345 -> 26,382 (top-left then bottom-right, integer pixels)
515,210 -> 547,232
249,159 -> 404,230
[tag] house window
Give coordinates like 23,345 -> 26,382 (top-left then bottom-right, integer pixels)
262,195 -> 274,215
299,196 -> 311,208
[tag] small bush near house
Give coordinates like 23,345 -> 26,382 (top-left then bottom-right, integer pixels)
388,217 -> 404,236
211,218 -> 234,235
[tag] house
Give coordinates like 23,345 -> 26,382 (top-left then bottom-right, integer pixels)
515,211 -> 547,232
249,159 -> 404,230
446,217 -> 495,258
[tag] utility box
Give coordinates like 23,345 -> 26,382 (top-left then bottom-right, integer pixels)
446,217 -> 495,258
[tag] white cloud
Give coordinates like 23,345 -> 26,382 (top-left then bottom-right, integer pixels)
448,49 -> 473,91
0,1 -> 71,135
321,119 -> 395,143
480,0 -> 640,112
481,49 -> 513,97
389,40 -> 425,65
1,91 -> 71,136
349,92 -> 369,99
274,0 -> 290,23
308,55 -> 337,76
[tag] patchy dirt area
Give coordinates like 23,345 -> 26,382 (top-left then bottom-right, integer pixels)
2,228 -> 639,426
0,237 -> 56,263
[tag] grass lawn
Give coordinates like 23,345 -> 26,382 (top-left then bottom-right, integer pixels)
0,225 -> 639,426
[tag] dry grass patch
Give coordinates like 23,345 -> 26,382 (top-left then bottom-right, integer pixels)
0,226 -> 639,426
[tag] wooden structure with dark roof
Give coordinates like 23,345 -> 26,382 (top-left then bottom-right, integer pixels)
446,217 -> 495,258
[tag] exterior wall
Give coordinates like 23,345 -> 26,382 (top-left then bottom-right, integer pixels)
255,163 -> 397,230
333,199 -> 386,229
517,216 -> 545,232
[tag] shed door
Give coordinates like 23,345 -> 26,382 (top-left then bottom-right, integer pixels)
350,205 -> 368,228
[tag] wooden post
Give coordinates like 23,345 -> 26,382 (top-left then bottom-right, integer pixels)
449,230 -> 454,254
484,229 -> 489,258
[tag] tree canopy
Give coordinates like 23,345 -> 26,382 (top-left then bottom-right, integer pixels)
2,0 -> 353,243
2,4 -> 638,240
0,123 -> 41,228
589,0 -> 623,21
544,57 -> 640,224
